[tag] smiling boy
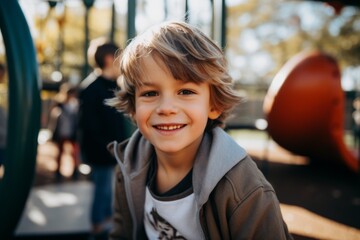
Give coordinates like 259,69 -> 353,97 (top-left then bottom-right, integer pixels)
107,21 -> 292,239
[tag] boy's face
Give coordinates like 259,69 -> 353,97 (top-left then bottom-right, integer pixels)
134,55 -> 220,156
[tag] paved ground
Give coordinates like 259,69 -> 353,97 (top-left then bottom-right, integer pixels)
15,181 -> 92,238
232,130 -> 360,240
12,130 -> 360,240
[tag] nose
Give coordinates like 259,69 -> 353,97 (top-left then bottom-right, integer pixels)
156,95 -> 178,115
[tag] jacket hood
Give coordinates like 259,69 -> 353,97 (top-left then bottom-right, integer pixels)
193,127 -> 247,205
108,129 -> 154,174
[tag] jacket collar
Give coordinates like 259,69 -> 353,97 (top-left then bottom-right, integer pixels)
193,127 -> 247,205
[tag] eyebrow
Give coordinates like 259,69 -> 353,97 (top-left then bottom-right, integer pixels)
137,80 -> 157,88
141,80 -> 154,85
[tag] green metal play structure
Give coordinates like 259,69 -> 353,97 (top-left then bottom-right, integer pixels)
0,0 -> 41,238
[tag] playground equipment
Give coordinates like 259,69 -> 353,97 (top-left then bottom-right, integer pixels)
263,50 -> 359,173
0,0 -> 41,238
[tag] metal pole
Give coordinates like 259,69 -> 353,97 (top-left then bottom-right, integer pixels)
212,0 -> 226,49
110,0 -> 116,42
127,0 -> 136,42
0,0 -> 41,237
82,0 -> 95,79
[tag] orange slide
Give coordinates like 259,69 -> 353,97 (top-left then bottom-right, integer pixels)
263,50 -> 359,173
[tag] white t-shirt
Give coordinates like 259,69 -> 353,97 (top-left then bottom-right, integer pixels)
144,187 -> 203,240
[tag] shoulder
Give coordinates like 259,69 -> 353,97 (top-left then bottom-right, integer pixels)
229,157 -> 272,188
79,71 -> 100,90
87,77 -> 103,90
80,78 -> 104,100
214,157 -> 275,203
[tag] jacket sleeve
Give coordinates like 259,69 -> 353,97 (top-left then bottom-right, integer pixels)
109,165 -> 133,240
202,157 -> 293,240
229,186 -> 293,240
227,158 -> 293,240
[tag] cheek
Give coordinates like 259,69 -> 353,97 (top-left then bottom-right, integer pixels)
134,105 -> 150,125
133,111 -> 146,134
189,103 -> 212,122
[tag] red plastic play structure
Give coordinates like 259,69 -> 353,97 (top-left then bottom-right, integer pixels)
263,50 -> 359,173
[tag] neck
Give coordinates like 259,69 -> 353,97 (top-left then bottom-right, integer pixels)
154,136 -> 202,194
156,151 -> 194,174
101,69 -> 116,80
155,155 -> 193,194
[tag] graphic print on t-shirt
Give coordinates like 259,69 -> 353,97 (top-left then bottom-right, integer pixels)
146,207 -> 186,239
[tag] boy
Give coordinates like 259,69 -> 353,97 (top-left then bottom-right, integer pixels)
107,21 -> 292,239
78,42 -> 128,238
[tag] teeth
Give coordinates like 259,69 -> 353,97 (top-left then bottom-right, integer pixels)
157,125 -> 183,130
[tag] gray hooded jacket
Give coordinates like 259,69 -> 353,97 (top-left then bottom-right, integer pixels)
108,127 -> 292,240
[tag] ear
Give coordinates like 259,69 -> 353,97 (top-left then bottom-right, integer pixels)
208,107 -> 221,120
132,111 -> 137,122
104,55 -> 114,67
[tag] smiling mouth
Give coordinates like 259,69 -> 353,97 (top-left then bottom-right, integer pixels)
154,124 -> 186,130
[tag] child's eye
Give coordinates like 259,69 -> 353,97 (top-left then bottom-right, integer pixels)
141,91 -> 158,97
179,89 -> 195,95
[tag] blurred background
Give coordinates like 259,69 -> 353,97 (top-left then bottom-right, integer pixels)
1,0 -> 360,133
0,0 -> 359,239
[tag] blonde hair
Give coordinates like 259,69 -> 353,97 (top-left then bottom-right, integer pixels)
107,21 -> 242,129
